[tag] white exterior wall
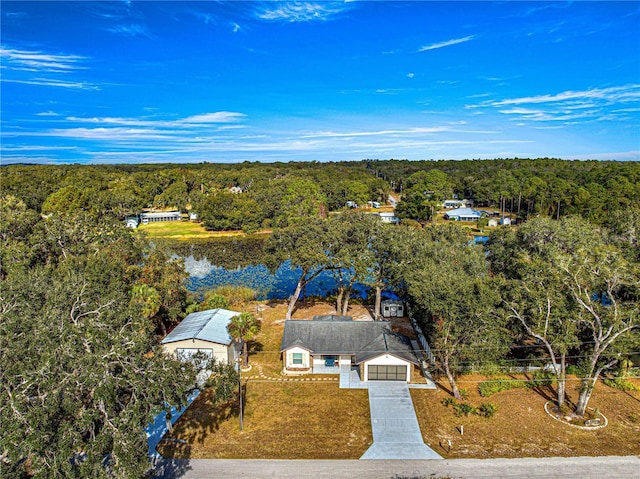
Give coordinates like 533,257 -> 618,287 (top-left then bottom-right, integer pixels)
363,354 -> 412,382
284,346 -> 311,369
163,339 -> 230,364
339,355 -> 352,366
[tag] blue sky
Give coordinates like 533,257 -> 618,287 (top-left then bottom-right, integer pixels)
1,1 -> 639,164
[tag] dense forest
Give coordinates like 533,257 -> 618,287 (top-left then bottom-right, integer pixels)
1,158 -> 639,477
2,159 -> 638,232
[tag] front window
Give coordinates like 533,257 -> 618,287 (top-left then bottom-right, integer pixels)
292,353 -> 303,365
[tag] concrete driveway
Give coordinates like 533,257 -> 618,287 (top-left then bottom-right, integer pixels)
360,381 -> 442,460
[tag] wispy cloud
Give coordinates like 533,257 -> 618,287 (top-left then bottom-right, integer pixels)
468,84 -> 640,122
64,111 -> 247,128
106,24 -> 152,38
0,47 -> 87,72
419,35 -> 476,52
255,2 -> 354,23
2,78 -> 99,90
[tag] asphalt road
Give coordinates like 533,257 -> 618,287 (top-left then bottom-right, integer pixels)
152,456 -> 640,479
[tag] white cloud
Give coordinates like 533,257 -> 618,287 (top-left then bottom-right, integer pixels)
255,2 -> 353,23
106,24 -> 152,38
2,78 -> 99,90
468,84 -> 640,123
419,35 -> 476,52
36,111 -> 60,117
232,22 -> 241,33
407,72 -> 415,79
181,112 -> 246,124
0,47 -> 87,72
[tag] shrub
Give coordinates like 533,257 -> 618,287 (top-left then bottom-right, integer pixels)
527,370 -> 556,389
458,388 -> 469,400
479,403 -> 499,418
453,403 -> 477,417
441,397 -> 456,408
604,378 -> 639,391
478,378 -> 527,397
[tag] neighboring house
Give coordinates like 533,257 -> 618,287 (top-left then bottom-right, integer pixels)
161,308 -> 241,364
189,212 -> 198,221
488,218 -> 499,227
443,199 -> 473,209
228,186 -> 243,194
444,207 -> 483,222
140,210 -> 182,224
377,212 -> 399,224
368,201 -> 381,208
346,201 -> 358,208
500,217 -> 512,225
280,317 -> 419,382
381,299 -> 404,318
125,216 -> 140,228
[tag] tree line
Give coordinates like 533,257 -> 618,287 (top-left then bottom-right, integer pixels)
3,159 -> 637,234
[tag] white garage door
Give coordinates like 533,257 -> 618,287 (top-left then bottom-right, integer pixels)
367,365 -> 407,381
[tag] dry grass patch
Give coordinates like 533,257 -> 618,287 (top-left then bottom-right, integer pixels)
158,381 -> 372,459
412,374 -> 640,459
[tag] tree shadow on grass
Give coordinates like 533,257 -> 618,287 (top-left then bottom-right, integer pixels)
159,386 -> 244,453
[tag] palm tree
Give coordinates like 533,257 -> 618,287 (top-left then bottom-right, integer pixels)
227,312 -> 261,368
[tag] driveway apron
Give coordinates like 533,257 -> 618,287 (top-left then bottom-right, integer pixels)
360,381 -> 442,460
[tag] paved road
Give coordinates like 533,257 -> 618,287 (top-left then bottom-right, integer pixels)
152,456 -> 640,479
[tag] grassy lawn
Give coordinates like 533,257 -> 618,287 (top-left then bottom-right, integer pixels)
158,382 -> 372,459
138,221 -> 269,240
412,374 -> 640,459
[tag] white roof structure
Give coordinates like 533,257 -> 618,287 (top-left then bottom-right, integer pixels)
161,308 -> 240,346
444,207 -> 482,219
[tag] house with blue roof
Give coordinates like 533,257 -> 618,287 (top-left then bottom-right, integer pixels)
444,207 -> 484,222
161,308 -> 241,364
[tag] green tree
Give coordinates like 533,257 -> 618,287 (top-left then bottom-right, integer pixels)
402,225 -> 508,400
488,220 -> 583,407
265,218 -> 333,320
0,216 -> 197,479
227,312 -> 261,368
557,238 -> 639,416
326,212 -> 376,315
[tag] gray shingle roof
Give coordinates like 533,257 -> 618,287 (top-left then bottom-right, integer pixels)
161,308 -> 241,346
280,320 -> 418,365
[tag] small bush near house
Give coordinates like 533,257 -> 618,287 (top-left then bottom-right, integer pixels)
441,397 -> 456,407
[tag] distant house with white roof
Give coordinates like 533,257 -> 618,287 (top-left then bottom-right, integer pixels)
444,207 -> 483,222
377,212 -> 399,224
140,210 -> 182,224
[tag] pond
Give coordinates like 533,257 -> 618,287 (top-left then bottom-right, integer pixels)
182,255 -> 373,301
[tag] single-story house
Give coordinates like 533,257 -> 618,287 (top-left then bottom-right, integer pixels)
381,299 -> 404,318
488,218 -> 499,227
500,217 -> 512,225
444,207 -> 483,222
161,308 -> 241,364
280,317 -> 419,382
443,199 -> 473,209
377,212 -> 399,224
125,216 -> 140,228
140,210 -> 182,224
189,212 -> 198,221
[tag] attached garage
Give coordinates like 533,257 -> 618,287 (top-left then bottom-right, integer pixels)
367,365 -> 408,381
